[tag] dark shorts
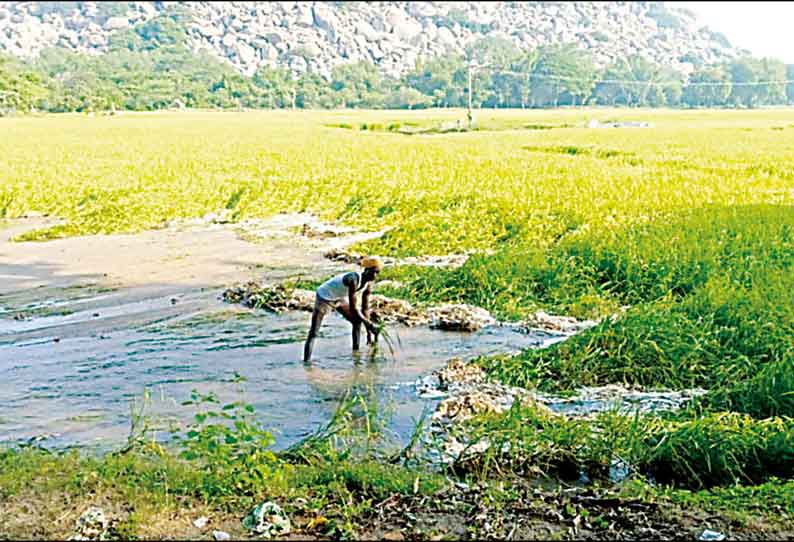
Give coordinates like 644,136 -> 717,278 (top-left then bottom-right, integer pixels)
314,295 -> 341,319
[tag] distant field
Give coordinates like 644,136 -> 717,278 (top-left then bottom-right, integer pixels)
2,108 -> 792,252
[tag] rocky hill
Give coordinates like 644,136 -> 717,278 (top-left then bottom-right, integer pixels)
0,1 -> 743,80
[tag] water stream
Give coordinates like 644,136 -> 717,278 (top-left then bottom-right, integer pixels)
0,285 -> 563,451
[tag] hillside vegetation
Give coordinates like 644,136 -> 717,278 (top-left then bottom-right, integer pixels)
1,2 -> 793,113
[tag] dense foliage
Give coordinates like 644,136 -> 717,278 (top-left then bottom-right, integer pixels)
1,10 -> 793,114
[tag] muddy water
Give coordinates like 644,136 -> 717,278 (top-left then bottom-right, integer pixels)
0,285 -> 563,451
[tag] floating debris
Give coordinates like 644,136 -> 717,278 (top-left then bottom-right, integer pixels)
435,357 -> 485,389
369,295 -> 430,326
437,436 -> 493,465
418,358 -> 709,465
222,283 -> 314,313
534,384 -> 709,418
428,359 -> 545,425
428,304 -> 496,332
698,529 -> 726,541
432,385 -> 544,424
223,282 -> 496,332
68,507 -> 109,541
242,501 -> 291,538
519,310 -> 600,335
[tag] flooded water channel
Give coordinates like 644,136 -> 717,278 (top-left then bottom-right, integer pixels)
0,284 -> 564,451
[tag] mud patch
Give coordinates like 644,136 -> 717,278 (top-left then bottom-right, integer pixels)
223,282 -> 497,332
227,213 -> 390,254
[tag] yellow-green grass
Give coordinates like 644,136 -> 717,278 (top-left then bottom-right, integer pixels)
3,108 -> 793,255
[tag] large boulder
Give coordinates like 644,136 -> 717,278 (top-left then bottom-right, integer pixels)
104,16 -> 129,31
356,19 -> 380,42
296,6 -> 314,27
436,26 -> 456,47
392,18 -> 423,41
312,4 -> 337,38
237,42 -> 256,65
195,23 -> 222,38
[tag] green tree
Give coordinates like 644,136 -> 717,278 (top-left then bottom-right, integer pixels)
295,72 -> 336,109
382,87 -> 430,109
331,61 -> 390,108
592,61 -> 632,106
660,68 -> 684,107
0,54 -> 47,113
682,67 -> 731,107
528,45 -> 596,107
464,36 -> 520,70
510,50 -> 540,108
755,57 -> 787,105
727,57 -> 760,107
403,54 -> 467,107
464,37 -> 521,108
253,67 -> 297,109
593,56 -> 678,107
787,65 -> 794,104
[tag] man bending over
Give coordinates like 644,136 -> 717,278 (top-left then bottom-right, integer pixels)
303,256 -> 383,363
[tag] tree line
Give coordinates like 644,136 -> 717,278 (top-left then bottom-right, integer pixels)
2,10 -> 793,114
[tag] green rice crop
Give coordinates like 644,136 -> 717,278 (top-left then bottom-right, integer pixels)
458,403 -> 794,489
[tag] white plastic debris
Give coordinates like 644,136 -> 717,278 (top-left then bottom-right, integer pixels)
212,530 -> 231,541
698,529 -> 726,541
68,507 -> 109,541
609,457 -> 631,483
193,516 -> 209,529
242,502 -> 291,538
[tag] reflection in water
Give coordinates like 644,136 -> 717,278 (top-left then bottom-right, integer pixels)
0,288 -> 560,451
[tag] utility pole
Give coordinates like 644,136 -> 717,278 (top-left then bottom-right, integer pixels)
467,62 -> 473,127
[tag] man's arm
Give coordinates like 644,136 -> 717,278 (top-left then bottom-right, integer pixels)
361,285 -> 370,320
361,285 -> 374,344
345,274 -> 375,332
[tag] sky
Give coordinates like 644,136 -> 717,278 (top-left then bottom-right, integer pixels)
675,2 -> 794,63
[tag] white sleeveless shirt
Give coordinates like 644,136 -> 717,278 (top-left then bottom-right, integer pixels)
316,272 -> 364,302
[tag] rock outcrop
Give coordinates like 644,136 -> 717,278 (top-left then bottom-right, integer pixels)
0,2 -> 741,80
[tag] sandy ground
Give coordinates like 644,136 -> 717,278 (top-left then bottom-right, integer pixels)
0,215 -> 359,296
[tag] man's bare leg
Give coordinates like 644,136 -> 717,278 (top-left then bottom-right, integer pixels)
303,308 -> 325,363
335,303 -> 361,351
